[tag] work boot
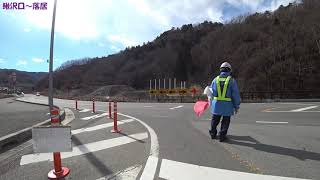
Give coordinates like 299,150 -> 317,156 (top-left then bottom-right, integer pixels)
219,136 -> 228,142
209,130 -> 216,139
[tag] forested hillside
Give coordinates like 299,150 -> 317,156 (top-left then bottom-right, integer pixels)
0,69 -> 47,92
37,0 -> 320,95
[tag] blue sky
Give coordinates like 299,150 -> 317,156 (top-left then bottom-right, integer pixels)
0,0 -> 295,72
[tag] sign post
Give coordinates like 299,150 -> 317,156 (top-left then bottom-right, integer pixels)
47,108 -> 71,179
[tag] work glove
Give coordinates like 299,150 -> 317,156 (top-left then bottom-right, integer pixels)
235,108 -> 240,114
203,86 -> 212,97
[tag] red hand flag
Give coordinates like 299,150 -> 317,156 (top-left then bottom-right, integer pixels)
193,100 -> 209,117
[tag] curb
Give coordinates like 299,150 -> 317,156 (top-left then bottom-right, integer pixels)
61,108 -> 75,125
0,98 -> 69,152
15,98 -> 65,121
0,119 -> 51,152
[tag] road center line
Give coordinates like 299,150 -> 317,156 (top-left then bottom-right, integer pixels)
256,121 -> 288,124
152,115 -> 169,118
290,106 -> 318,112
279,103 -> 315,106
169,105 -> 184,110
20,132 -> 148,165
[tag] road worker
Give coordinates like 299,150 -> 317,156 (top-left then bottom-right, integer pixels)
208,62 -> 240,142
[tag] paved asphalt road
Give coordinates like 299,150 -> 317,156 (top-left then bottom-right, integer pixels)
0,94 -> 319,179
0,109 -> 149,180
111,102 -> 320,179
0,97 -> 49,138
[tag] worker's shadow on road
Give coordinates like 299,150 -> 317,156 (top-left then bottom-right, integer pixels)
72,136 -> 113,176
225,135 -> 320,161
118,132 -> 146,144
69,131 -> 144,177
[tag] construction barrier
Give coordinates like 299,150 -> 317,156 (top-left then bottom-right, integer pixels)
48,108 -> 70,179
92,98 -> 95,113
111,101 -> 120,133
109,101 -> 112,119
50,108 -> 60,125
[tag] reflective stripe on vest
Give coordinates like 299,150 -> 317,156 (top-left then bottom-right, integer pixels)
214,76 -> 232,102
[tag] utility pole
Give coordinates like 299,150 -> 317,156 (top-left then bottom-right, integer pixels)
48,0 -> 58,111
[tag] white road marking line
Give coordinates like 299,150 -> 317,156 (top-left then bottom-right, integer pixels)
159,159 -> 306,180
81,113 -> 108,120
79,109 -> 91,112
256,121 -> 288,124
279,103 -> 315,106
117,112 -> 160,180
152,115 -> 169,118
144,106 -> 153,108
264,111 -> 320,113
96,164 -> 142,180
117,113 -> 159,157
169,105 -> 184,110
290,106 -> 318,112
20,132 -> 148,165
16,98 -> 160,180
0,119 -> 51,142
72,119 -> 134,135
202,118 -> 211,121
140,156 -> 158,180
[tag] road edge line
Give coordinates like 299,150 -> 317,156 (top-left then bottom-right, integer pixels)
0,119 -> 51,152
0,99 -> 74,152
117,112 -> 160,180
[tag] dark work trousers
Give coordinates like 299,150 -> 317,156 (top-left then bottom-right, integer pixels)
209,114 -> 231,138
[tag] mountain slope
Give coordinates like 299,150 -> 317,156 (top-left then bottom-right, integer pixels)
37,0 -> 320,96
0,69 -> 47,92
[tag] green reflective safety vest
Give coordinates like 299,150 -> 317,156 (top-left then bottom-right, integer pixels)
213,76 -> 232,102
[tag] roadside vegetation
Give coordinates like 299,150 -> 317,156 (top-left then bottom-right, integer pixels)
35,0 -> 319,98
